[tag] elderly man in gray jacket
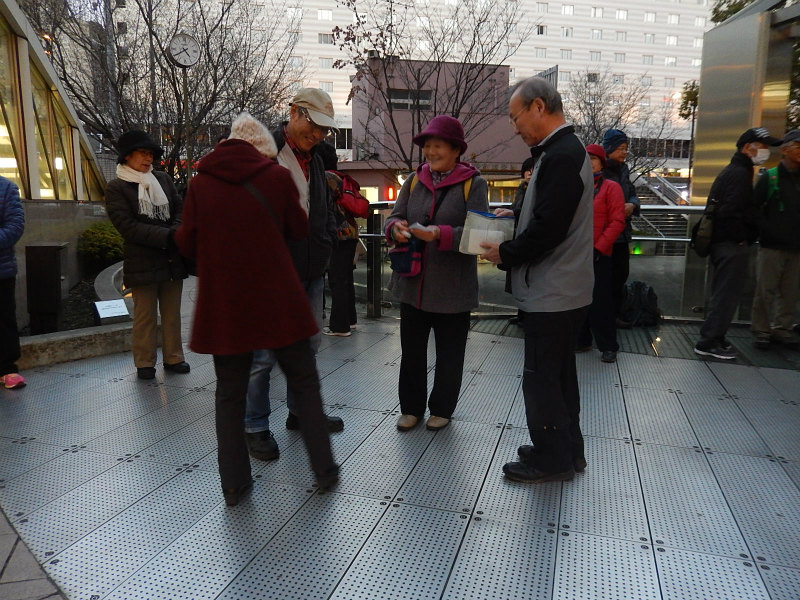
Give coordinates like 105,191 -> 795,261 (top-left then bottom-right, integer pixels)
481,76 -> 594,483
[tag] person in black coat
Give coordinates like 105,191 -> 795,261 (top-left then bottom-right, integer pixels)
105,130 -> 190,380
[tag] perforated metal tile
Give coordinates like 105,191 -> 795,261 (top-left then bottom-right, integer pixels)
706,452 -> 800,568
506,389 -> 527,428
617,327 -> 657,356
84,391 -> 214,455
783,461 -> 800,490
476,338 -> 524,376
104,480 -> 313,600
474,427 -> 562,527
452,374 -> 519,424
576,351 -> 622,390
678,393 -> 772,456
131,359 -> 217,389
459,336 -> 499,374
708,362 -> 782,400
50,351 -> 135,378
395,421 -> 502,512
658,356 -> 727,395
5,370 -> 70,392
320,361 -> 401,410
618,352 -> 671,391
333,414 -> 435,499
580,384 -> 630,440
329,503 -> 468,600
553,530 -> 661,600
656,547 -> 770,600
15,459 -> 179,559
635,443 -> 749,557
217,494 -> 388,600
560,437 -> 649,541
759,564 -> 800,600
759,367 -> 800,403
139,411 -> 218,466
734,396 -> 800,460
442,516 -> 556,600
0,439 -> 64,480
0,449 -> 119,518
624,388 -> 700,448
45,469 -> 221,600
650,328 -> 699,360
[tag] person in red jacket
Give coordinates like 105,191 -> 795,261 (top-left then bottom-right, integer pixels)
174,113 -> 338,506
576,145 -> 626,363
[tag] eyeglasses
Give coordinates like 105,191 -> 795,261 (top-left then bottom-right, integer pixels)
299,107 -> 332,137
509,101 -> 532,129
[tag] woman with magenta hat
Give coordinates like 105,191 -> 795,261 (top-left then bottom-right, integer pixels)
384,115 -> 489,432
105,130 -> 190,380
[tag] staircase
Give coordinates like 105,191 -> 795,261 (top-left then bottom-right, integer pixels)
631,182 -> 689,257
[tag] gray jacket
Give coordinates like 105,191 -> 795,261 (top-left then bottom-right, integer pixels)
385,164 -> 489,313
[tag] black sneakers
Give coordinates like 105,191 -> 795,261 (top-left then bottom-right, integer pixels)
518,444 -> 586,473
502,461 -> 575,483
163,361 -> 191,373
286,412 -> 344,432
244,430 -> 279,461
694,344 -> 737,360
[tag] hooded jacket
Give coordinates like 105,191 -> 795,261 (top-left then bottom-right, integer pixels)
272,124 -> 338,281
603,159 -> 640,244
384,162 -> 488,313
708,151 -> 759,245
174,139 -> 317,355
593,177 -> 626,256
0,177 -> 24,280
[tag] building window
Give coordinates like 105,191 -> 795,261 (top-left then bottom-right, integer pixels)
591,6 -> 603,18
665,35 -> 677,46
317,9 -> 332,20
616,31 -> 626,42
644,11 -> 656,22
591,29 -> 602,40
561,27 -> 573,37
536,24 -> 546,35
388,88 -> 432,110
330,128 -> 352,150
587,72 -> 599,83
536,47 -> 547,58
691,58 -> 702,67
612,73 -> 624,84
288,55 -> 303,67
641,75 -> 652,85
318,57 -> 333,68
642,54 -> 653,65
665,56 -> 677,66
614,52 -> 625,63
640,97 -> 651,107
287,6 -> 302,21
562,4 -> 573,16
318,33 -> 334,44
693,38 -> 703,48
695,16 -> 707,27
616,9 -> 627,20
560,48 -> 572,59
589,51 -> 601,62
319,81 -> 333,92
560,71 -> 571,82
536,2 -> 548,12
667,14 -> 679,25
664,77 -> 675,87
0,20 -> 26,192
644,33 -> 655,44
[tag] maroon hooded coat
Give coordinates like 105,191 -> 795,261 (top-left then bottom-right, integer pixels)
175,139 -> 317,355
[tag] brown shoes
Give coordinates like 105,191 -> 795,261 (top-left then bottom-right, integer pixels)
396,414 -> 420,431
425,416 -> 450,431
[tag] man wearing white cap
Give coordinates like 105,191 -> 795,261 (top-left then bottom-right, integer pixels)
244,88 -> 344,462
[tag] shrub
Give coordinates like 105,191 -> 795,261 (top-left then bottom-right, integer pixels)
77,221 -> 123,264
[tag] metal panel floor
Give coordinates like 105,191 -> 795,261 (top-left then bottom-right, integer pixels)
1,317 -> 799,599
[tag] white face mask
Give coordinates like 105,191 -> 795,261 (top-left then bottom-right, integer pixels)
752,148 -> 771,165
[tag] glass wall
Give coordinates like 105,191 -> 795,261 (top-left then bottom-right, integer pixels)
0,19 -> 26,193
31,66 -> 57,199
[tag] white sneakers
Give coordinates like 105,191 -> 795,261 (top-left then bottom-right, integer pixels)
322,327 -> 351,337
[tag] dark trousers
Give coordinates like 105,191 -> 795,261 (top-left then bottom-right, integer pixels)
611,242 -> 630,318
399,303 -> 470,419
521,306 -> 588,473
0,277 -> 20,376
214,339 -> 334,490
578,255 -> 618,352
328,239 -> 358,333
698,241 -> 751,346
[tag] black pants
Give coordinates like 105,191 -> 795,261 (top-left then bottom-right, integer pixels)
578,255 -> 618,352
0,277 -> 20,376
398,303 -> 470,419
328,239 -> 358,333
698,242 -> 751,346
611,242 -> 630,318
214,339 -> 334,490
521,306 -> 588,473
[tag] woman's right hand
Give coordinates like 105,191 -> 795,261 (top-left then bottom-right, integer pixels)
493,208 -> 514,218
392,220 -> 411,243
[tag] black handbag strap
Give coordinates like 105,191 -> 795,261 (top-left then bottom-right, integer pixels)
241,180 -> 279,224
422,188 -> 449,226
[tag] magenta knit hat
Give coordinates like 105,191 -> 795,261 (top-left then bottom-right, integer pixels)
412,115 -> 468,154
586,144 -> 606,167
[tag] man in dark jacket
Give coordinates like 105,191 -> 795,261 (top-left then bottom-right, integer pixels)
244,88 -> 343,461
602,128 -> 641,328
0,176 -> 26,389
695,127 -> 781,359
751,129 -> 800,349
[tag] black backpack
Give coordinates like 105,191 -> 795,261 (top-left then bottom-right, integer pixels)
620,281 -> 661,327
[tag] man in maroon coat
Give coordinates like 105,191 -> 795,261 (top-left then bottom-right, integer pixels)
175,113 -> 338,505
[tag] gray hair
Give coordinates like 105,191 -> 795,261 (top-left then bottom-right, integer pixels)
511,76 -> 563,115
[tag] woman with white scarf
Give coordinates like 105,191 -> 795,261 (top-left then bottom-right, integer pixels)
106,130 -> 190,380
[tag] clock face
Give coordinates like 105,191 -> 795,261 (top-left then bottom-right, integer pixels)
168,34 -> 200,68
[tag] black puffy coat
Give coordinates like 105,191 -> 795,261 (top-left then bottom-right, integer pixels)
105,171 -> 188,288
707,152 -> 759,245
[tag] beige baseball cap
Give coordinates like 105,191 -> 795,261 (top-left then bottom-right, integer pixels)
291,88 -> 339,132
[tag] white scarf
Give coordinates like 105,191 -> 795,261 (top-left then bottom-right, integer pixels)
116,164 -> 170,221
277,143 -> 310,215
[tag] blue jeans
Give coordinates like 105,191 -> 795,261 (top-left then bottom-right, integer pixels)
245,277 -> 324,433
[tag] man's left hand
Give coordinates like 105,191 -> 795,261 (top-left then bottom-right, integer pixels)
624,202 -> 636,217
480,241 -> 502,265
